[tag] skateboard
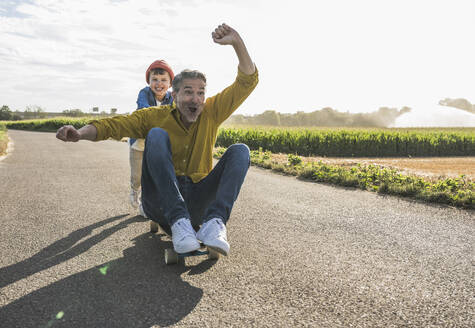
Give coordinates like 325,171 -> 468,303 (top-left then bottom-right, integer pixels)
150,221 -> 220,265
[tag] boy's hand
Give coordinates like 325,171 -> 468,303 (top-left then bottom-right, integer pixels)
56,125 -> 81,142
212,23 -> 241,46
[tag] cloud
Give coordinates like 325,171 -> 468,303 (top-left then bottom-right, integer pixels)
0,0 -> 34,18
0,0 -> 474,127
5,31 -> 36,39
25,59 -> 88,71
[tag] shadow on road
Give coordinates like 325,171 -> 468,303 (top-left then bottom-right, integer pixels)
0,214 -> 135,288
1,215 -> 213,327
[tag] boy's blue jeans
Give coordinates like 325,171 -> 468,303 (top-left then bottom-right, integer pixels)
141,128 -> 250,235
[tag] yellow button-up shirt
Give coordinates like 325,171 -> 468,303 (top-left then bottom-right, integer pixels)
90,67 -> 258,183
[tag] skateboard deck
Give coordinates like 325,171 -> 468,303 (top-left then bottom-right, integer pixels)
150,221 -> 220,265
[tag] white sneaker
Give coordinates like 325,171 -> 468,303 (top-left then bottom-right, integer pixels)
139,204 -> 148,218
171,218 -> 200,254
196,218 -> 230,256
129,189 -> 140,208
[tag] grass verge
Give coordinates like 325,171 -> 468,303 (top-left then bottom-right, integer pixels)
214,147 -> 474,210
0,123 -> 8,156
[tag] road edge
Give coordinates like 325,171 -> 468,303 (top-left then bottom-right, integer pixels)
0,134 -> 14,162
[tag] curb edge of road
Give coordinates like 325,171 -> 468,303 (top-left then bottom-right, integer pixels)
0,137 -> 14,162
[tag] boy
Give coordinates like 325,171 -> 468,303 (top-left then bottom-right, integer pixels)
130,60 -> 174,210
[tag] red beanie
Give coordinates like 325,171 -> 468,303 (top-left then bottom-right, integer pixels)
145,60 -> 174,83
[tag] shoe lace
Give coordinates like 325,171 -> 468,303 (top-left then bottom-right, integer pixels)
211,219 -> 227,240
174,219 -> 195,240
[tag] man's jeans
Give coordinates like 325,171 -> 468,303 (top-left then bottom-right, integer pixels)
141,128 -> 250,235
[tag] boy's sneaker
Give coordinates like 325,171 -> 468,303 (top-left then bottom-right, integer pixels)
129,189 -> 140,208
196,218 -> 230,256
171,218 -> 200,254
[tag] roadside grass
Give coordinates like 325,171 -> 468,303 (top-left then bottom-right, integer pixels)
0,123 -> 8,156
214,147 -> 474,210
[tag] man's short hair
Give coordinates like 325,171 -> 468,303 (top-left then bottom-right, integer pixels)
172,70 -> 207,92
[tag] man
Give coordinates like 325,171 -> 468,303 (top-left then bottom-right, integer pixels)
130,60 -> 175,210
56,23 -> 258,256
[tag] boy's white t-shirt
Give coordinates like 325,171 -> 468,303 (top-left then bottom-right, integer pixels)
131,98 -> 162,151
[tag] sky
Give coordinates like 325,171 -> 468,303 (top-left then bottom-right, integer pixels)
1,0 -> 474,127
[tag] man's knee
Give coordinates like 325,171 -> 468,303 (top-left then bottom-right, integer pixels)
228,143 -> 250,155
147,127 -> 169,141
227,143 -> 250,165
145,128 -> 171,149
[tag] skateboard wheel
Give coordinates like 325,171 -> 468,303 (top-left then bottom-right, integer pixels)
150,221 -> 159,233
207,248 -> 220,260
164,248 -> 179,265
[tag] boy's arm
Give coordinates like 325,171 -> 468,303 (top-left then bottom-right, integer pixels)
132,87 -> 152,145
136,87 -> 152,109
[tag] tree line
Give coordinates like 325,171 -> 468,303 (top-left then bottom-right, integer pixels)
0,105 -> 118,121
225,106 -> 411,128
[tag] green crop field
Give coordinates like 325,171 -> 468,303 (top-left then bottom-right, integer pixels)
4,118 -> 475,157
217,126 -> 475,157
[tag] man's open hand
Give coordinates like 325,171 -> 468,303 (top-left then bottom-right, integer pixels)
212,23 -> 241,46
56,125 -> 81,142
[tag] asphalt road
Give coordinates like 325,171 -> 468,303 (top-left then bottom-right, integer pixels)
0,130 -> 473,327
